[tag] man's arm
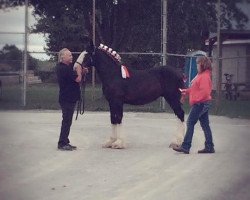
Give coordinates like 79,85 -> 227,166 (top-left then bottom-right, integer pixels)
73,51 -> 89,82
73,63 -> 82,83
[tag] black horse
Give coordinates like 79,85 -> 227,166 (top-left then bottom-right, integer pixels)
82,39 -> 185,148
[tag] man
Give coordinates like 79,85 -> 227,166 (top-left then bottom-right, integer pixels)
56,48 -> 88,151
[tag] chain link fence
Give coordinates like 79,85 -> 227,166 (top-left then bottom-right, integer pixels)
1,50 -> 249,111
0,1 -> 250,118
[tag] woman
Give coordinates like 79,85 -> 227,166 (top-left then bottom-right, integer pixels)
172,56 -> 215,154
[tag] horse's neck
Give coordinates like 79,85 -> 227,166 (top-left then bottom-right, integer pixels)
96,64 -> 120,85
94,53 -> 121,84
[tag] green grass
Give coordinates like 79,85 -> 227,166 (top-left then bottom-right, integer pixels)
0,83 -> 250,119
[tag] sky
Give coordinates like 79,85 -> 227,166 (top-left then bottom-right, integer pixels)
0,6 -> 49,60
0,3 -> 250,61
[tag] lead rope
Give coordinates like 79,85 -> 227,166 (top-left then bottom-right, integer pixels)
75,75 -> 86,120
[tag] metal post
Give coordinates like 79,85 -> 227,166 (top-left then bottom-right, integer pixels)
162,0 -> 167,66
92,0 -> 96,100
216,0 -> 222,110
23,0 -> 29,107
161,0 -> 167,110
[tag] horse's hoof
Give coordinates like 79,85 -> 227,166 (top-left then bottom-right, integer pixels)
102,137 -> 117,148
111,144 -> 125,149
111,139 -> 126,149
169,142 -> 180,148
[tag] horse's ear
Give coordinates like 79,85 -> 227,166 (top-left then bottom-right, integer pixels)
82,36 -> 95,53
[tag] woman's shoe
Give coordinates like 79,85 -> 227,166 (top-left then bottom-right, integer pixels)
58,144 -> 73,151
172,146 -> 189,154
198,148 -> 215,153
68,144 -> 77,150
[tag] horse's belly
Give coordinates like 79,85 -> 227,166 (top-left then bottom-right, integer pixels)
124,83 -> 162,105
124,95 -> 160,105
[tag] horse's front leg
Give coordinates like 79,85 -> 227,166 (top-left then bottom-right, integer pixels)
102,124 -> 118,148
102,100 -> 126,149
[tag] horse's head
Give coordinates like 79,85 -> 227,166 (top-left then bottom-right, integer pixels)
81,36 -> 95,54
79,37 -> 95,68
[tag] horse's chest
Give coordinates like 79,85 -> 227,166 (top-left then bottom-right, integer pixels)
102,83 -> 124,98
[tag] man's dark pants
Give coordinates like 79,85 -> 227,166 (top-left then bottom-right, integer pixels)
58,101 -> 76,147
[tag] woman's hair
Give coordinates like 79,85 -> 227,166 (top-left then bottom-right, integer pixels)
196,56 -> 212,72
58,48 -> 69,63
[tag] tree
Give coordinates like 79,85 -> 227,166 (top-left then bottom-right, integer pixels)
167,0 -> 250,54
1,0 -> 249,61
0,44 -> 38,71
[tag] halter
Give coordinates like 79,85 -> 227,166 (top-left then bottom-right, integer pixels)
75,76 -> 86,120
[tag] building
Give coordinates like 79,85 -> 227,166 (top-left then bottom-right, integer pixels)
207,30 -> 250,91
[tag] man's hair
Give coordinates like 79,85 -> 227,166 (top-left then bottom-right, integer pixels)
58,48 -> 69,63
196,56 -> 212,72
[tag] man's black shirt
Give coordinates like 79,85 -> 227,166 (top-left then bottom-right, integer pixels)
56,62 -> 80,103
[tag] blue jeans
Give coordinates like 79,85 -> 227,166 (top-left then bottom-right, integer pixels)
182,101 -> 214,151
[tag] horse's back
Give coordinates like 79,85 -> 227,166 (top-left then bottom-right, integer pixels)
144,66 -> 184,91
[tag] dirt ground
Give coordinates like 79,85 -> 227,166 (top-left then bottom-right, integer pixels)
0,111 -> 249,200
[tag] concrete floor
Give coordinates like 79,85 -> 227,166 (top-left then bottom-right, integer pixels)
0,111 -> 249,200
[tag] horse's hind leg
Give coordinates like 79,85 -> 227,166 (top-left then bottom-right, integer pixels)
165,95 -> 185,122
169,118 -> 186,148
164,95 -> 185,147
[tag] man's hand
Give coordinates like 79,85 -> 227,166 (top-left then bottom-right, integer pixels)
82,66 -> 89,75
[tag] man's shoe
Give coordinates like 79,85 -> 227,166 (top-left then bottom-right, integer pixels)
58,144 -> 73,151
172,146 -> 189,154
198,148 -> 215,154
68,144 -> 77,150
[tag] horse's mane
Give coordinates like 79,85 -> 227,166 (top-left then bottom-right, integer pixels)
97,43 -> 183,86
98,44 -> 122,65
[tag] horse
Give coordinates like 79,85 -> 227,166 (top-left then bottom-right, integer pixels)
81,38 -> 185,149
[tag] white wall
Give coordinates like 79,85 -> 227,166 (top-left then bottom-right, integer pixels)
211,43 -> 249,90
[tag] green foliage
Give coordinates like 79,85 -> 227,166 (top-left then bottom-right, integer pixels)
0,83 -> 250,119
0,45 -> 39,71
0,45 -> 22,71
0,0 -> 249,61
37,71 -> 56,82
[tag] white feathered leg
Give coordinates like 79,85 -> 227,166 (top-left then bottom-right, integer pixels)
169,119 -> 186,148
102,124 -> 118,148
111,124 -> 126,149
